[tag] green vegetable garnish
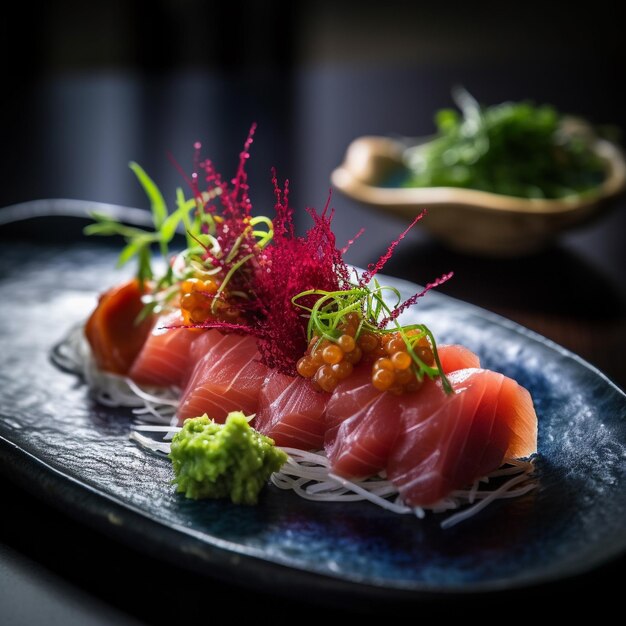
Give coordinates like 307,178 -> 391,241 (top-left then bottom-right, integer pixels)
169,412 -> 288,504
84,163 -> 219,288
403,88 -> 607,199
84,160 -> 274,320
292,281 -> 453,394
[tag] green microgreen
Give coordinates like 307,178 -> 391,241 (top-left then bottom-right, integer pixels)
212,253 -> 255,313
84,163 -> 220,289
84,162 -> 274,317
292,285 -> 452,393
403,88 -> 607,199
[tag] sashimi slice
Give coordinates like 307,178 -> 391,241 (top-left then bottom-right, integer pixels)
85,279 -> 153,375
386,368 -> 537,506
129,311 -> 210,388
325,344 -> 481,478
177,332 -> 268,423
498,376 -> 537,459
324,365 -> 398,477
255,370 -> 328,449
437,343 -> 480,372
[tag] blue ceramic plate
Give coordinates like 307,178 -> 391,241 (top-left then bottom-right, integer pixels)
0,205 -> 625,597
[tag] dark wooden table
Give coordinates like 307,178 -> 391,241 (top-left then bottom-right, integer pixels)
1,6 -> 625,619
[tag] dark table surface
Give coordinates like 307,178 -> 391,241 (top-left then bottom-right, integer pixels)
1,3 -> 625,621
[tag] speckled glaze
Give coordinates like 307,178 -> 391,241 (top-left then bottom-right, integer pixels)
0,232 -> 625,597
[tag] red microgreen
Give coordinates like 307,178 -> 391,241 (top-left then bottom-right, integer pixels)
89,127 -> 454,387
252,179 -> 350,375
358,211 -> 425,286
379,271 -> 454,326
341,227 -> 365,256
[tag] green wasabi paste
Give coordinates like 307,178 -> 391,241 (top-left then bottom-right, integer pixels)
169,412 -> 288,505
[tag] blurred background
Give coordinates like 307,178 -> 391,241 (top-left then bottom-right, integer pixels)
1,1 -> 625,622
2,0 -> 624,215
1,0 -> 624,375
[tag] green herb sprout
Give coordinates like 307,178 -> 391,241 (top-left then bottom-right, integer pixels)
403,89 -> 607,199
292,283 -> 452,393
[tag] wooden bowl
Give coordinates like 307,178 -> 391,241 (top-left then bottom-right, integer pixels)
331,135 -> 626,256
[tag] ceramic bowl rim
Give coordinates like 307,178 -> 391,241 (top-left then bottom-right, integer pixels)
331,135 -> 626,216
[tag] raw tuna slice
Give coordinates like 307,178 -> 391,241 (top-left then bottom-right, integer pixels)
85,279 -> 153,375
325,365 -> 401,477
129,311 -> 210,388
177,332 -> 268,423
386,368 -> 537,506
325,344 -> 481,478
437,343 -> 480,373
255,370 -> 328,449
254,343 -> 481,457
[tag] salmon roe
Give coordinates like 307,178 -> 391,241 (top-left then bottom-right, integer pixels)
296,312 -> 436,395
369,331 -> 435,393
297,315 -> 363,392
180,276 -> 243,324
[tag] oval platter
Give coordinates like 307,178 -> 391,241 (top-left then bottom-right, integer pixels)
0,203 -> 625,600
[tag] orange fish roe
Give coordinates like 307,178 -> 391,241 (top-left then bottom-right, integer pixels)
298,340 -> 352,392
371,331 -> 435,394
296,315 -> 437,395
179,276 -> 243,325
297,314 -> 361,392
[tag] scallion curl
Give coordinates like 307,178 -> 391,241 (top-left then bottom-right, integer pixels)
292,285 -> 452,393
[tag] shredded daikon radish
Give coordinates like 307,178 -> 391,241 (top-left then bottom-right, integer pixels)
130,424 -> 535,528
129,430 -> 174,454
132,425 -> 182,432
55,325 -> 537,528
272,448 -> 535,527
52,325 -> 179,423
440,473 -> 537,529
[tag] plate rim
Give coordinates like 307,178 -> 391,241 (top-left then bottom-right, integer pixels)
1,204 -> 625,595
3,424 -> 625,598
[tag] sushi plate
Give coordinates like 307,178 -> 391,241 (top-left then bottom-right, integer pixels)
0,204 -> 625,600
